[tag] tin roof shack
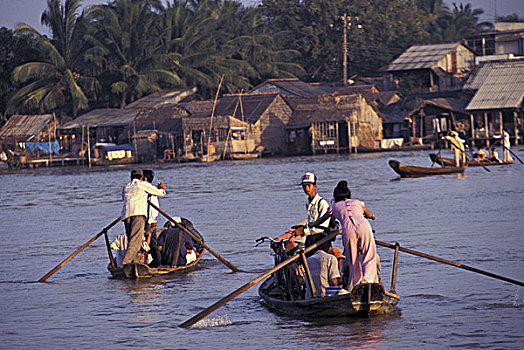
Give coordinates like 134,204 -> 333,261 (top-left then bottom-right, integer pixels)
181,100 -> 253,159
249,79 -> 325,97
382,94 -> 470,146
385,43 -> 476,94
286,94 -> 384,155
464,60 -> 524,146
59,108 -> 141,161
0,114 -> 59,165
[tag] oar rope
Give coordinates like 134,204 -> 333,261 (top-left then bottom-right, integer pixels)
38,217 -> 122,282
375,240 -> 523,287
148,200 -> 242,273
179,230 -> 341,328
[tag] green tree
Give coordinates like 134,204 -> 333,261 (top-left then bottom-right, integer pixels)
436,3 -> 493,42
497,13 -> 524,22
0,27 -> 41,119
261,0 -> 430,82
8,0 -> 94,117
86,0 -> 182,108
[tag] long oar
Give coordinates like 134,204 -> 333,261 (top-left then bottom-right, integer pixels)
375,240 -> 523,287
179,230 -> 341,328
38,217 -> 122,282
148,200 -> 242,273
502,144 -> 523,164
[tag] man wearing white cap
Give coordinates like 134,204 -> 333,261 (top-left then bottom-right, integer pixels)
293,172 -> 331,238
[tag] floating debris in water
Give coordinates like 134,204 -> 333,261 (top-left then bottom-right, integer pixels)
191,314 -> 232,328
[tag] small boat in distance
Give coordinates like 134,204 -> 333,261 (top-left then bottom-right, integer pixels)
389,159 -> 466,178
429,153 -> 513,167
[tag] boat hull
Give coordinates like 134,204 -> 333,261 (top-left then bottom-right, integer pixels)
389,159 -> 466,178
258,277 -> 399,318
108,250 -> 205,278
429,154 -> 513,167
107,219 -> 206,279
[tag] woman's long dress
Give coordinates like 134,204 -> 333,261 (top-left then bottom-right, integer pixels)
331,199 -> 378,290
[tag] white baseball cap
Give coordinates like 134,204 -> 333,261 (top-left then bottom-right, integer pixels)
300,172 -> 317,185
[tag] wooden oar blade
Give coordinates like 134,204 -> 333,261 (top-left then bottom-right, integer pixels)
38,217 -> 122,282
376,240 -> 523,287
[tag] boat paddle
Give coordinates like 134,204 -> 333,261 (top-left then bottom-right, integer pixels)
147,200 -> 243,273
500,143 -> 523,164
38,217 -> 122,282
375,240 -> 523,287
179,229 -> 341,328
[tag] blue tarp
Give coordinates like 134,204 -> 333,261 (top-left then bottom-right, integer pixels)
26,140 -> 60,155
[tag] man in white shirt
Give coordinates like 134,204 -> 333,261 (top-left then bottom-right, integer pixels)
443,130 -> 466,167
305,240 -> 340,299
121,169 -> 166,265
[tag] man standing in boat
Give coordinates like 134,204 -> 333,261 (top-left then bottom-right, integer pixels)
443,130 -> 466,167
121,169 -> 166,265
494,129 -> 513,163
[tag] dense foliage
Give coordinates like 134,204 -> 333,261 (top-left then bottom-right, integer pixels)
0,0 -> 502,120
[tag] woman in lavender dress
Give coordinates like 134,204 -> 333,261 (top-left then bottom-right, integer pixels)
331,181 -> 378,291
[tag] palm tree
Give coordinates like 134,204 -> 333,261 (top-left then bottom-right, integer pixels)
8,0 -> 93,117
439,3 -> 493,42
86,0 -> 182,108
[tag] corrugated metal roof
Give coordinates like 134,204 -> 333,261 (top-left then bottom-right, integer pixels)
249,79 -> 325,97
0,114 -> 54,141
60,108 -> 141,129
214,93 -> 281,124
386,43 -> 460,72
463,59 -> 524,90
466,64 -> 524,110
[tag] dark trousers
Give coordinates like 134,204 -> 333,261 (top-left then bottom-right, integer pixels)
123,215 -> 146,264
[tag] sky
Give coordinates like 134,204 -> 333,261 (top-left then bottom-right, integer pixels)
0,0 -> 523,35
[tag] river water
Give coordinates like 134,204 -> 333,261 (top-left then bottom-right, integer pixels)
1,150 -> 523,349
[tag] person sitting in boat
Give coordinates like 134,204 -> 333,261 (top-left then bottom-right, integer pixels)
331,181 -> 380,291
142,169 -> 162,267
286,172 -> 334,252
489,147 -> 502,163
328,246 -> 345,270
305,235 -> 341,299
473,146 -> 488,161
110,232 -> 153,268
157,221 -> 197,266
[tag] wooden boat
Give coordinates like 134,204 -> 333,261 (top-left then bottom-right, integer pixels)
389,159 -> 466,178
107,219 -> 206,278
258,277 -> 400,318
429,153 -> 513,167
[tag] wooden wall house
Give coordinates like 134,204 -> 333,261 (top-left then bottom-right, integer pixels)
383,94 -> 471,145
384,43 -> 476,93
286,94 -> 384,154
464,60 -> 524,146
